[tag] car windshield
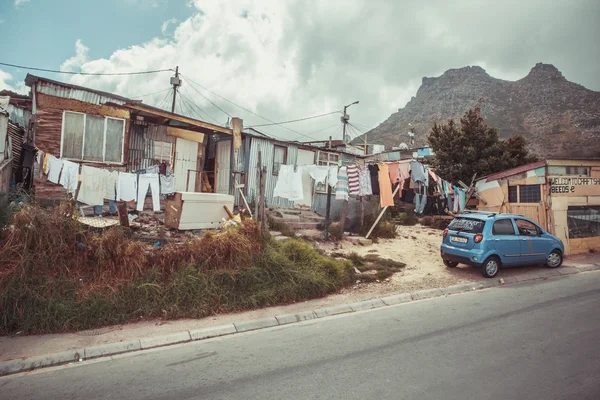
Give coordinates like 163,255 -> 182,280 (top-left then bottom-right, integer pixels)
448,217 -> 485,234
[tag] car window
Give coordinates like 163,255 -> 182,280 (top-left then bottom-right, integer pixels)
515,219 -> 539,236
448,217 -> 485,234
492,219 -> 515,235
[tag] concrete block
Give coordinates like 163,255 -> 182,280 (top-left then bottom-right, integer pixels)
439,283 -> 476,295
85,340 -> 141,360
412,288 -> 443,300
275,311 -> 317,325
189,324 -> 237,341
500,276 -> 519,284
140,331 -> 191,350
380,293 -> 413,305
0,359 -> 24,376
558,266 -> 580,275
234,317 -> 278,333
314,304 -> 353,318
22,349 -> 84,371
473,279 -> 499,289
349,299 -> 385,312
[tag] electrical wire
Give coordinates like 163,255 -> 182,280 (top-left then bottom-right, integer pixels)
156,88 -> 173,110
0,61 -> 174,76
178,90 -> 221,124
181,80 -> 233,118
248,111 -> 341,128
134,87 -> 172,98
180,73 -> 319,141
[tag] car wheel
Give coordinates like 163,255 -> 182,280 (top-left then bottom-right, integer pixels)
444,260 -> 458,268
546,250 -> 563,268
482,256 -> 500,278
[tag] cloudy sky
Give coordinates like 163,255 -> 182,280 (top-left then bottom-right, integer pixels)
1,0 -> 599,142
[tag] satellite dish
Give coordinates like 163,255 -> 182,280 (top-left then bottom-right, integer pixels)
399,142 -> 409,150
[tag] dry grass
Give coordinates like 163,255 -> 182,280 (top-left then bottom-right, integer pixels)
0,205 -> 353,334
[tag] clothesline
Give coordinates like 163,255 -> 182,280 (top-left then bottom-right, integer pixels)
273,159 -> 468,214
38,151 -> 176,213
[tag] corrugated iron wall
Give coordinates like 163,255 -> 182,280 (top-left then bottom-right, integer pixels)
37,81 -> 127,106
8,122 -> 24,177
127,123 -> 174,172
247,137 -> 298,207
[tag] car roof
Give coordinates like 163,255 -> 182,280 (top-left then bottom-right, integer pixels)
456,211 -> 528,221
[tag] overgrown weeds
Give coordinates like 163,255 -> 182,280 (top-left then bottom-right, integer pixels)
331,252 -> 406,282
395,204 -> 418,226
267,217 -> 296,237
0,204 -> 354,334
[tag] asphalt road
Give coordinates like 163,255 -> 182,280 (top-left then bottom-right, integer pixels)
2,272 -> 600,400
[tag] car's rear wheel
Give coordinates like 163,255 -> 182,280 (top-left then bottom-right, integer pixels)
482,256 -> 500,278
546,250 -> 563,268
444,260 -> 458,268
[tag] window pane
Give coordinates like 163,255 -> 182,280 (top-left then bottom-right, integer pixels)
273,146 -> 286,175
567,206 -> 600,238
519,184 -> 541,203
515,219 -> 538,236
493,219 -> 515,235
153,141 -> 172,163
448,217 -> 485,233
83,115 -> 104,162
508,186 -> 518,203
105,118 -> 124,162
62,112 -> 84,159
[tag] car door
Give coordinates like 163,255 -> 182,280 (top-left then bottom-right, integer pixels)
515,218 -> 547,264
491,218 -> 521,265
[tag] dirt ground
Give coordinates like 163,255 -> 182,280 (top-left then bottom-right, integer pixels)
316,225 -> 485,299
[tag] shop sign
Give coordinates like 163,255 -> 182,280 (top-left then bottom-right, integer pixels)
549,176 -> 600,194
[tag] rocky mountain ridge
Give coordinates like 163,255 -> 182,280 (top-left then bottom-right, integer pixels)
358,63 -> 600,158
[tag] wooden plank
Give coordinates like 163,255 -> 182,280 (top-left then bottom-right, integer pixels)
166,126 -> 205,144
117,201 -> 130,227
125,103 -> 232,135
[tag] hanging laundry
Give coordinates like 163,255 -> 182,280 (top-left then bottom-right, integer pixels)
137,173 -> 161,212
402,189 -> 415,204
273,165 -> 304,201
160,174 -> 176,195
146,165 -> 160,174
378,164 -> 394,207
117,172 -> 138,201
78,165 -> 106,206
428,169 -> 439,183
42,153 -> 50,174
358,165 -> 372,196
459,189 -> 467,211
47,156 -> 63,184
410,160 -> 428,186
387,162 -> 401,184
104,170 -> 119,200
447,193 -> 454,213
327,165 -> 338,188
368,164 -> 380,195
452,185 -> 460,213
346,164 -> 360,196
414,192 -> 427,214
335,166 -> 349,201
59,160 -> 79,193
398,160 -> 411,192
303,165 -> 329,184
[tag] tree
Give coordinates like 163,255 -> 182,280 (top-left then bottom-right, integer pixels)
427,107 -> 537,184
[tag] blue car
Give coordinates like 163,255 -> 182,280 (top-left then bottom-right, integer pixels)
440,211 -> 565,278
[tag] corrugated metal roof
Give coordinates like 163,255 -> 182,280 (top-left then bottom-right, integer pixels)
26,74 -> 131,105
483,160 -> 547,182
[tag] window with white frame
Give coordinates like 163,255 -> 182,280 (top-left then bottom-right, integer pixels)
62,111 -> 125,163
316,151 -> 339,193
153,141 -> 173,165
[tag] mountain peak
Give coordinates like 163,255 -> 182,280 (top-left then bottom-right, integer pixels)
422,65 -> 490,85
522,62 -> 565,82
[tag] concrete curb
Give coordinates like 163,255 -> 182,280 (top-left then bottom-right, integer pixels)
1,265 -> 599,377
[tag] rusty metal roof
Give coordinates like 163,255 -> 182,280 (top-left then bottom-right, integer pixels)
482,160 -> 547,182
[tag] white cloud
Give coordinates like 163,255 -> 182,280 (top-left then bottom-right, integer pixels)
58,0 -> 600,142
161,18 -> 178,36
0,69 -> 29,94
60,39 -> 89,72
14,0 -> 30,8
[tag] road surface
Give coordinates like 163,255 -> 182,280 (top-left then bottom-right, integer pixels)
2,272 -> 600,399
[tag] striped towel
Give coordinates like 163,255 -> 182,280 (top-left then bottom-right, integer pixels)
335,166 -> 349,201
346,165 -> 360,195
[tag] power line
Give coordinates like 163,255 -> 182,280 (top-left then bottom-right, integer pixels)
179,73 -> 319,141
181,80 -> 233,118
248,111 -> 340,128
0,61 -> 174,76
156,88 -> 173,110
135,87 -> 172,98
178,90 -> 221,124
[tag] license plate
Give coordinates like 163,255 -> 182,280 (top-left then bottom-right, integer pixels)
451,236 -> 468,244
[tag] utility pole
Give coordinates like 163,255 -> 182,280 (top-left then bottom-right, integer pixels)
341,101 -> 359,143
170,66 -> 181,113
